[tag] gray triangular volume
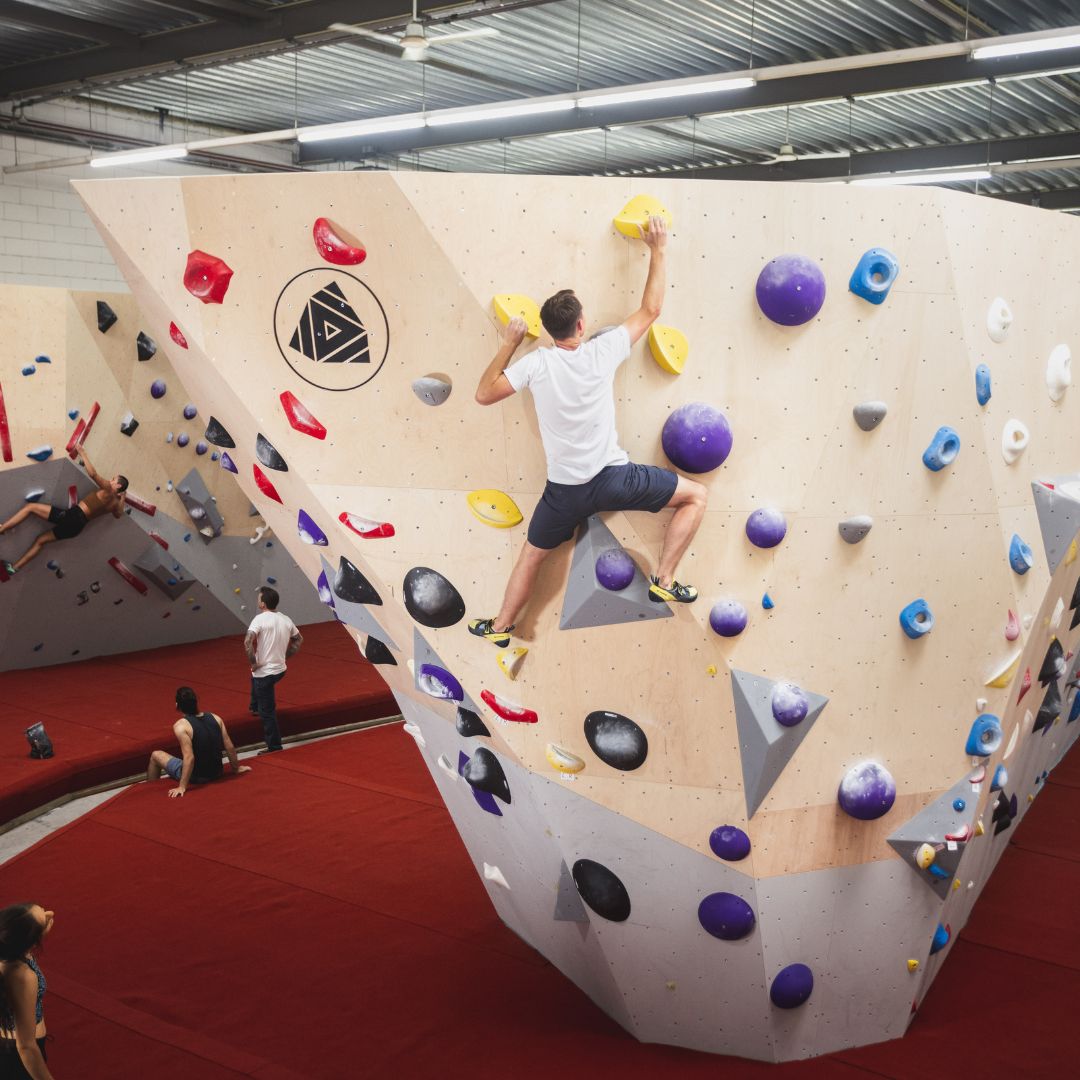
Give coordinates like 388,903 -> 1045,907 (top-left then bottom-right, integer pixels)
886,775 -> 978,899
553,860 -> 589,923
318,555 -> 399,651
559,515 -> 672,631
1032,477 -> 1080,574
413,628 -> 483,716
730,670 -> 828,819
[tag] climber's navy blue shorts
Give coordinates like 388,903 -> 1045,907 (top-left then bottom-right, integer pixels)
527,462 -> 679,550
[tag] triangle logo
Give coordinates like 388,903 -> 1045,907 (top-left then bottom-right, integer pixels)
289,281 -> 370,364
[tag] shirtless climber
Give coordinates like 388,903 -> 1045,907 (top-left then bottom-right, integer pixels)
468,215 -> 707,648
0,450 -> 128,575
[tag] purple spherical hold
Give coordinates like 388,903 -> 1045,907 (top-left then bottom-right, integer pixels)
661,402 -> 733,474
698,892 -> 756,940
755,254 -> 827,326
770,963 -> 814,1009
150,379 -> 167,399
838,761 -> 896,820
771,682 -> 808,727
709,825 -> 751,861
183,403 -> 198,420
196,441 -> 208,455
746,507 -> 787,549
595,547 -> 635,591
709,599 -> 748,637
177,433 -> 190,448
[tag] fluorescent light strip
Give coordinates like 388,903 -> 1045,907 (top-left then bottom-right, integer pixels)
89,146 -> 189,168
298,114 -> 426,144
581,77 -> 756,109
851,169 -> 991,187
427,98 -> 575,127
972,31 -> 1080,61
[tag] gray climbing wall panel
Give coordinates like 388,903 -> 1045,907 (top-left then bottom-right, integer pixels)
176,466 -> 225,542
1032,476 -> 1080,574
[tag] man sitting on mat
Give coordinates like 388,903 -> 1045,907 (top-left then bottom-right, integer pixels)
147,686 -> 251,798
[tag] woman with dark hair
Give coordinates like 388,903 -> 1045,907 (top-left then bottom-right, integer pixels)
0,903 -> 54,1079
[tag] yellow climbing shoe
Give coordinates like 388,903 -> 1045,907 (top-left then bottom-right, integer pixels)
649,577 -> 697,604
468,618 -> 514,648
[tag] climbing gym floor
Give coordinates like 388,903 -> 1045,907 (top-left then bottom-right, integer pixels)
0,724 -> 1077,1079
0,621 -> 395,826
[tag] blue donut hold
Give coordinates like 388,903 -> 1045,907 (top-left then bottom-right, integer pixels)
922,426 -> 961,471
965,714 -> 1002,757
848,247 -> 899,305
975,364 -> 992,406
899,598 -> 934,638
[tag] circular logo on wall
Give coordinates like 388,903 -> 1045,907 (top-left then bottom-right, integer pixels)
273,268 -> 389,392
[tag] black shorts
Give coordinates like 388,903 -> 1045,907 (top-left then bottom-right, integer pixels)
527,462 -> 678,550
48,505 -> 88,540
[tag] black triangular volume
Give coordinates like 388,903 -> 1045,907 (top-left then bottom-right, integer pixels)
255,433 -> 288,472
991,790 -> 1014,835
1072,606 -> 1080,631
462,747 -> 511,804
204,417 -> 236,448
334,556 -> 382,605
364,636 -> 397,666
1071,574 -> 1080,611
456,706 -> 490,738
97,300 -> 117,333
136,331 -> 157,362
1034,681 -> 1062,733
1039,639 -> 1065,687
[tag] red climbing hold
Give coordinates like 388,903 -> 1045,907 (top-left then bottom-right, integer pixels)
480,689 -> 538,724
124,492 -> 157,516
280,391 -> 327,440
169,322 -> 189,349
67,485 -> 77,508
149,531 -> 169,550
184,250 -> 234,304
108,556 -> 148,595
1018,666 -> 1032,703
338,512 -> 395,539
65,419 -> 86,459
253,463 -> 283,504
312,217 -> 366,266
0,381 -> 12,463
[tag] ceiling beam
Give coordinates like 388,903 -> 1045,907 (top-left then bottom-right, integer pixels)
140,1 -> 274,24
0,0 -> 138,47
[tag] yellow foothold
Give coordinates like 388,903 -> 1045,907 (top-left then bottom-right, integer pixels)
985,649 -> 1022,688
1066,538 -> 1078,566
545,743 -> 586,774
1028,793 -> 1034,803
233,587 -> 241,594
706,664 -> 718,676
975,819 -> 985,836
914,843 -> 936,870
497,646 -> 528,680
665,981 -> 677,991
647,324 -> 689,375
907,959 -> 919,973
492,294 -> 541,338
952,878 -> 961,890
467,489 -> 523,529
613,193 -> 673,238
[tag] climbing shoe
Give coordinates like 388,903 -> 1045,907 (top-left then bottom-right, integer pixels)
468,618 -> 514,648
649,577 -> 697,604
2,561 -> 17,577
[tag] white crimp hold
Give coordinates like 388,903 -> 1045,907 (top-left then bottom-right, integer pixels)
402,722 -> 426,747
483,863 -> 511,889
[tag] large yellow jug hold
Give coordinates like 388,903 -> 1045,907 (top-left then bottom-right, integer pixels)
545,743 -> 586,774
648,324 -> 688,375
467,489 -> 523,529
492,294 -> 542,338
613,193 -> 673,238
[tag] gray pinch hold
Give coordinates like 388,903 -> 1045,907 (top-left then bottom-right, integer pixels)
839,515 -> 873,544
853,401 -> 888,431
412,376 -> 452,406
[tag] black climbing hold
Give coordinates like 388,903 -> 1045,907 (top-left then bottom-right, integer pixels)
1038,639 -> 1066,686
402,566 -> 465,628
120,412 -> 139,437
96,300 -> 117,333
136,331 -> 157,362
456,706 -> 490,738
992,789 -> 1014,835
256,433 -> 288,472
584,710 -> 649,771
204,417 -> 236,448
462,747 -> 510,804
1034,682 -> 1062,733
572,858 -> 631,922
333,556 -> 382,605
364,636 -> 396,666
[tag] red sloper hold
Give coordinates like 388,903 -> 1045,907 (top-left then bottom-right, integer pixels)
65,419 -> 86,459
169,322 -> 189,349
108,556 -> 148,595
253,463 -> 283,504
0,381 -> 12,463
480,689 -> 538,724
280,391 -> 327,440
184,250 -> 234,304
338,512 -> 395,539
149,531 -> 169,550
79,401 -> 101,450
124,492 -> 157,516
312,217 -> 366,266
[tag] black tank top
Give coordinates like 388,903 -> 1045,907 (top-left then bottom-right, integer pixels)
187,713 -> 224,782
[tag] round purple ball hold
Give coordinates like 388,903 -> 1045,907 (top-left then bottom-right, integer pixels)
709,599 -> 748,638
595,547 -> 635,591
183,403 -> 198,420
661,402 -> 733,474
838,760 -> 896,820
195,441 -> 208,456
709,825 -> 751,862
770,963 -> 814,1009
771,682 -> 808,727
755,254 -> 827,326
150,379 -> 167,399
177,433 -> 190,448
698,892 -> 756,940
746,507 -> 787,549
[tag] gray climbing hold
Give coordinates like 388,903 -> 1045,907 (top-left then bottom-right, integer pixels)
133,542 -> 195,600
838,515 -> 873,544
1031,477 -> 1080,574
853,401 -> 887,431
411,376 -> 452,406
553,860 -> 590,923
560,515 -> 672,631
176,468 -> 224,542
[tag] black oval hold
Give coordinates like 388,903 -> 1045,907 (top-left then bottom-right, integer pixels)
1038,638 -> 1065,687
584,710 -> 648,771
256,433 -> 288,472
456,706 -> 490,738
572,859 -> 631,922
136,331 -> 157,362
334,556 -> 382,605
204,417 -> 236,448
364,636 -> 396,666
403,566 -> 465,628
462,747 -> 510,804
96,300 -> 117,334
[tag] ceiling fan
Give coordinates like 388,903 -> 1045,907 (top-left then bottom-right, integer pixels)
757,106 -> 851,165
330,2 -> 499,61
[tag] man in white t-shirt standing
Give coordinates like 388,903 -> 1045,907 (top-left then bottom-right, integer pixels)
468,215 -> 707,649
244,585 -> 303,753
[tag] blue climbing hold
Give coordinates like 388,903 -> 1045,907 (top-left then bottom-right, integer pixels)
210,451 -> 220,462
67,409 -> 79,420
770,963 -> 814,1009
965,714 -> 1002,756
899,598 -> 934,638
762,592 -> 775,609
952,798 -> 966,812
991,763 -> 1008,791
930,923 -> 950,954
1069,693 -> 1080,723
26,446 -> 53,462
698,892 -> 756,940
21,365 -> 35,376
266,576 -> 277,585
23,489 -> 45,501
975,364 -> 992,406
708,824 -> 751,861
922,426 -> 961,471
35,355 -> 50,365
196,441 -> 208,456
848,247 -> 899,305
46,560 -> 58,571
1008,534 -> 1033,575
183,533 -> 192,542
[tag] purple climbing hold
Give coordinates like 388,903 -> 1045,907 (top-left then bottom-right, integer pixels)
709,599 -> 748,637
745,508 -> 787,549
838,761 -> 896,820
316,570 -> 335,607
709,824 -> 751,861
183,403 -> 198,420
770,963 -> 814,1008
661,402 -> 733,474
210,451 -> 219,462
418,663 -> 464,702
698,892 -> 756,940
755,254 -> 827,326
220,452 -> 237,474
771,682 -> 808,727
297,509 -> 329,546
177,433 -> 190,448
595,548 -> 635,591
195,441 -> 208,456
150,379 -> 167,399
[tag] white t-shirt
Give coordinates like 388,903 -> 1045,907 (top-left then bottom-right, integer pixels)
247,609 -> 297,677
504,325 -> 631,485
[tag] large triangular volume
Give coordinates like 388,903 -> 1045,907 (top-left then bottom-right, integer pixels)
553,859 -> 589,923
1031,477 -> 1080,574
730,670 -> 828,819
886,775 -> 979,899
559,515 -> 673,631
319,555 -> 398,650
413,628 -> 484,717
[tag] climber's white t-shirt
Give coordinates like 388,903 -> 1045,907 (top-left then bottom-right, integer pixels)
247,609 -> 297,677
504,326 -> 631,485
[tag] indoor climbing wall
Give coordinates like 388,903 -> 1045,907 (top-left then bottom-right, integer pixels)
74,172 -> 1080,1061
0,284 -> 327,671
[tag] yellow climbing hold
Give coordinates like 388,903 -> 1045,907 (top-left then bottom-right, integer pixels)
914,843 -> 936,870
648,324 -> 689,375
1066,538 -> 1078,566
613,193 -> 673,238
467,489 -> 523,529
705,664 -> 718,676
985,649 -> 1022,688
497,646 -> 528,680
546,743 -> 586,774
907,959 -> 919,973
975,819 -> 985,836
952,878 -> 961,890
493,294 -> 541,338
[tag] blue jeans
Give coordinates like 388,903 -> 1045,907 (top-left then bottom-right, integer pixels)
250,671 -> 286,751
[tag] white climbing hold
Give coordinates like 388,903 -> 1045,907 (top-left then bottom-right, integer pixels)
1004,721 -> 1021,760
436,753 -> 457,779
976,697 -> 988,712
986,296 -> 1013,343
1046,344 -> 1072,402
406,658 -> 415,677
402,722 -> 426,747
250,524 -> 270,545
483,863 -> 511,889
1051,596 -> 1065,630
1001,419 -> 1029,465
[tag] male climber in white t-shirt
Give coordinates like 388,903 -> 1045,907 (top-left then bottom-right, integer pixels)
244,585 -> 303,752
468,215 -> 707,648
